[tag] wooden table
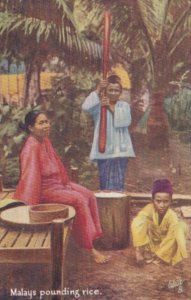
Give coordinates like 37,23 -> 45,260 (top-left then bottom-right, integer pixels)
0,205 -> 75,261
0,191 -> 76,300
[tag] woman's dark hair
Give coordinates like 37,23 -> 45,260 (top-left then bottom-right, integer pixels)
19,110 -> 45,133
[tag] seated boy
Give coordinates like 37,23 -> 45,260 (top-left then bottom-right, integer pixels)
131,179 -> 188,266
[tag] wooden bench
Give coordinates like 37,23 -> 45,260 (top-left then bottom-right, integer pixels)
0,190 -> 75,300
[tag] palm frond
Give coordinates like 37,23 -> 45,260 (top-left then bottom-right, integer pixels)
0,8 -> 102,61
167,3 -> 191,44
168,32 -> 191,57
0,12 -> 55,41
0,12 -> 18,34
183,9 -> 191,30
55,0 -> 78,31
137,0 -> 170,40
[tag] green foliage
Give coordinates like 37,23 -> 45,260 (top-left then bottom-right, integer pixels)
0,61 -> 101,188
39,69 -> 100,188
137,0 -> 170,40
75,0 -> 191,92
44,69 -> 99,171
0,1 -> 102,62
165,87 -> 191,130
0,103 -> 34,187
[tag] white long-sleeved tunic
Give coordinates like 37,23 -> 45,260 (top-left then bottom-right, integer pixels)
82,91 -> 135,160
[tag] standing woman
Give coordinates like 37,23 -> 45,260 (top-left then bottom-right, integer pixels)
14,110 -> 110,264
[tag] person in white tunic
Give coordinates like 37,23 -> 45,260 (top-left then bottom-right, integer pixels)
82,75 -> 135,191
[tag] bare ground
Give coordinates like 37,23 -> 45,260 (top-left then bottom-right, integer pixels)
65,131 -> 191,300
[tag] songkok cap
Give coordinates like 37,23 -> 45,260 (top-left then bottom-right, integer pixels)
152,179 -> 173,198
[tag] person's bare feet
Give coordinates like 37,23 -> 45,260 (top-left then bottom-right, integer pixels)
91,248 -> 111,264
135,247 -> 145,267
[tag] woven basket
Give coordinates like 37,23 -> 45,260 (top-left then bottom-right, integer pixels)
29,203 -> 69,223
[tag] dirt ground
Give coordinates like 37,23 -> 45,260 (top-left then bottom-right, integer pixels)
66,131 -> 191,300
1,131 -> 191,300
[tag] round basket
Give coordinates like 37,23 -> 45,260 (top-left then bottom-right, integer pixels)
29,203 -> 69,223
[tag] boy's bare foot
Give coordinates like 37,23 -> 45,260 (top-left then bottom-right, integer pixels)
91,248 -> 111,264
152,257 -> 164,265
135,247 -> 145,267
144,250 -> 155,264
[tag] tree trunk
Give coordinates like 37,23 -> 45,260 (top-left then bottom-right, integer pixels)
147,91 -> 169,149
153,39 -> 171,91
23,57 -> 41,106
146,39 -> 171,149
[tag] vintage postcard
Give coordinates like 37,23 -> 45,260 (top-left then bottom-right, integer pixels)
0,1 -> 191,299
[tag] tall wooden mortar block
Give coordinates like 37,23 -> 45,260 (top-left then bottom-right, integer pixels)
94,191 -> 131,250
